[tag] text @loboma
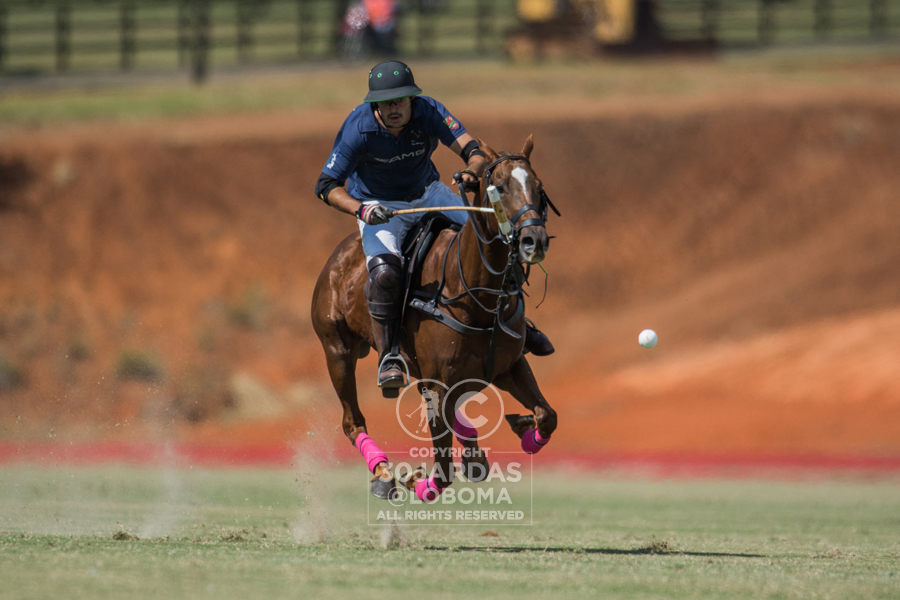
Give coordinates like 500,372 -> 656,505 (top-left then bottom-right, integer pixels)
367,449 -> 533,526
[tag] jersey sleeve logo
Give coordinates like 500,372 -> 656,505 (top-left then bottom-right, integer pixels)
444,116 -> 460,131
327,152 -> 337,169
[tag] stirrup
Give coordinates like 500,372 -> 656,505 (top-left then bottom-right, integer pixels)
377,352 -> 410,389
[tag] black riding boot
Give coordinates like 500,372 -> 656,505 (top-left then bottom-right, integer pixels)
365,254 -> 406,389
371,317 -> 404,388
524,320 -> 555,356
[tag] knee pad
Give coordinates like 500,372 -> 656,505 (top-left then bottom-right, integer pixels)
364,254 -> 404,320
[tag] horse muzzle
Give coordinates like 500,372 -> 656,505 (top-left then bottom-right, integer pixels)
518,226 -> 549,264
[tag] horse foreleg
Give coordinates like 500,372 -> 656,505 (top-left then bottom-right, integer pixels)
493,356 -> 558,455
322,335 -> 367,442
324,337 -> 396,499
404,382 -> 455,504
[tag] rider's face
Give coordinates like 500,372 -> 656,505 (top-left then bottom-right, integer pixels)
376,96 -> 412,129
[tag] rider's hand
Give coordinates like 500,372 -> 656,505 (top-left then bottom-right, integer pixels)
356,203 -> 393,225
453,169 -> 480,192
464,154 -> 487,180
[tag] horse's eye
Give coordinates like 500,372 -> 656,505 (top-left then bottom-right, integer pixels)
495,184 -> 506,194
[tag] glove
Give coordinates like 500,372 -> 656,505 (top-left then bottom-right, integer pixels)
356,203 -> 393,226
453,169 -> 480,192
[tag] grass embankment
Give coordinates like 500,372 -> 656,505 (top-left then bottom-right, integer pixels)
2,45 -> 900,126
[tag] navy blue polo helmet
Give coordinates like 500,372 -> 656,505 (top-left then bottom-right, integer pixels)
363,60 -> 423,103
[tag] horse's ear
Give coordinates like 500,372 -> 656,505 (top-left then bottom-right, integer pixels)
478,139 -> 499,162
522,134 -> 534,160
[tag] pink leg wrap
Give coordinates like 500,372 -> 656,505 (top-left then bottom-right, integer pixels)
453,410 -> 478,443
415,477 -> 444,503
355,433 -> 388,474
521,429 -> 550,455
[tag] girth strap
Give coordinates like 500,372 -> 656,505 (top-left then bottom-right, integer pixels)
409,295 -> 524,338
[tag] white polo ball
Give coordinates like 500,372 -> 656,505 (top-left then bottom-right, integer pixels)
638,329 -> 658,349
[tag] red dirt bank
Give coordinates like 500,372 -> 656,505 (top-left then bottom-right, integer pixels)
1,87 -> 900,459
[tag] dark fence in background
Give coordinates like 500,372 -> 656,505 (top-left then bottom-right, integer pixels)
0,0 -> 519,81
659,0 -> 899,45
0,0 -> 897,82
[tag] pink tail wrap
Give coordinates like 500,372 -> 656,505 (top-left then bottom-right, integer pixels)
415,477 -> 444,503
355,433 -> 388,473
453,410 -> 477,443
522,429 -> 550,454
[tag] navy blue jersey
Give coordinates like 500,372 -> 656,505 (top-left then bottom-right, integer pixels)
321,96 -> 467,202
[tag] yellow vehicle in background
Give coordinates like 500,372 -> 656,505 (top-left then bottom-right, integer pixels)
516,0 -> 638,44
506,0 -> 712,59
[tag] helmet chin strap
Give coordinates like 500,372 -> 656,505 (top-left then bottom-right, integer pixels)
376,105 -> 389,126
375,101 -> 412,131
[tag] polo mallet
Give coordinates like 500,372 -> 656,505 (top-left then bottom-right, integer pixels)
486,185 -> 512,238
391,206 -> 494,216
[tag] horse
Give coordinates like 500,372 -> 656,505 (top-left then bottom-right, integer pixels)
310,135 -> 559,502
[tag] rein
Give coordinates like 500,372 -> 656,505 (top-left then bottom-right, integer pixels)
408,153 -> 559,382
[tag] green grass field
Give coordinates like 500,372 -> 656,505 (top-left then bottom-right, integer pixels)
2,464 -> 898,599
3,44 -> 900,127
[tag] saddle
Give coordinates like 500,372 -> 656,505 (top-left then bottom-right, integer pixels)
401,212 -> 525,340
398,213 -> 461,322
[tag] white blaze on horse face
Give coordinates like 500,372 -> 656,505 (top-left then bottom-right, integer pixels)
511,167 -> 531,204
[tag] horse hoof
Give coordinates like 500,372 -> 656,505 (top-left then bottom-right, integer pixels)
505,414 -> 536,438
382,388 -> 400,399
370,476 -> 398,500
462,456 -> 490,483
399,466 -> 425,490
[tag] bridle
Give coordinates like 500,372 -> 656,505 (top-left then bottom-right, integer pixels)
407,152 -> 560,382
453,153 -> 558,305
480,154 -> 560,238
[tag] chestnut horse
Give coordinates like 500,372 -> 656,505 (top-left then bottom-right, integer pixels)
311,136 -> 558,502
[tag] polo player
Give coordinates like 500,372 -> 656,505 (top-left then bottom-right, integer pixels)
315,60 -> 554,390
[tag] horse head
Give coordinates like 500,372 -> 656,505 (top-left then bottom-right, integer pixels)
478,135 -> 550,265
